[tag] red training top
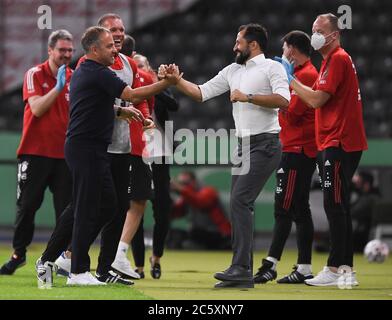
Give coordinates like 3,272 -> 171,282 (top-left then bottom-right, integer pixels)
171,185 -> 231,237
314,46 -> 368,152
18,60 -> 73,158
130,69 -> 155,157
279,60 -> 319,158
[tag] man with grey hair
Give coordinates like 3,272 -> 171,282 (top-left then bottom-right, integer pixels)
53,26 -> 180,285
0,29 -> 74,275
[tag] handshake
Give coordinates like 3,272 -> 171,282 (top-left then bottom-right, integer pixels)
158,64 -> 183,85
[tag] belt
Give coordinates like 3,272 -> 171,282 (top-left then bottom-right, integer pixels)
238,132 -> 279,145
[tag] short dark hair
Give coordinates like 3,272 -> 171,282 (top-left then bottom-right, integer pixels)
81,26 -> 111,53
48,29 -> 73,48
120,34 -> 136,56
238,23 -> 268,52
282,30 -> 312,56
317,13 -> 341,32
97,13 -> 122,26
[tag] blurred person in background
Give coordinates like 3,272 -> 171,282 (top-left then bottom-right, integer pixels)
169,171 -> 231,250
351,171 -> 381,252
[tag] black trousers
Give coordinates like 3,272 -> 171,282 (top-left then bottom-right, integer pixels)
65,141 -> 117,274
131,161 -> 172,267
317,147 -> 362,268
268,152 -> 316,264
13,155 -> 71,257
97,153 -> 131,274
41,153 -> 131,275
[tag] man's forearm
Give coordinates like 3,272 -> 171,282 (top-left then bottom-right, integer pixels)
121,80 -> 171,103
291,80 -> 330,109
29,88 -> 60,117
252,94 -> 289,109
176,78 -> 203,102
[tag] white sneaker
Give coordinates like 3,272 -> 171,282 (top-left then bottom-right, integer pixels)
55,252 -> 71,277
305,267 -> 340,286
111,257 -> 141,279
349,271 -> 359,286
339,271 -> 359,287
66,272 -> 106,286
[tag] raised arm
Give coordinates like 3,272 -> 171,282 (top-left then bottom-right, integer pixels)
121,64 -> 182,103
29,64 -> 67,117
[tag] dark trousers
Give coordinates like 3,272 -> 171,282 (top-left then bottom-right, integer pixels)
65,141 -> 117,274
97,153 -> 131,274
268,152 -> 316,264
41,153 -> 131,275
131,161 -> 172,267
230,133 -> 281,270
13,155 -> 71,257
317,147 -> 362,268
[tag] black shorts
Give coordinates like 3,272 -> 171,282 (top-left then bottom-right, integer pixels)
128,155 -> 154,200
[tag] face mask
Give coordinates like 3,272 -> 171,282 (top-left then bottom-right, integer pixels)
311,32 -> 335,50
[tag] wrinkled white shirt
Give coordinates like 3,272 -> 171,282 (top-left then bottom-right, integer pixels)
199,54 -> 290,137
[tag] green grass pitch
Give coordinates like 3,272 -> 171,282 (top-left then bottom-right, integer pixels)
0,244 -> 391,300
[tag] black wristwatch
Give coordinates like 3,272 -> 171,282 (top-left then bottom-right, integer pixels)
116,107 -> 122,117
247,94 -> 254,103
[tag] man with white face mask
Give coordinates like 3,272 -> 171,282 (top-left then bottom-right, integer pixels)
275,13 -> 368,287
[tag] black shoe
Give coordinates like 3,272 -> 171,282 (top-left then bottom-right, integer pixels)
135,268 -> 145,279
214,280 -> 254,289
214,265 -> 252,282
96,270 -> 134,286
149,257 -> 161,279
0,254 -> 26,275
277,265 -> 314,284
253,259 -> 277,284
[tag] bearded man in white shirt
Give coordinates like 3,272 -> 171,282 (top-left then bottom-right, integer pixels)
160,23 -> 290,288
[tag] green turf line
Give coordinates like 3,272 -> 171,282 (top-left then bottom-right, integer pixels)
0,245 -> 391,300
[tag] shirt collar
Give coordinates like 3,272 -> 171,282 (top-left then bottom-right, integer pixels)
324,46 -> 341,62
246,53 -> 265,67
294,59 -> 311,72
42,60 -> 56,79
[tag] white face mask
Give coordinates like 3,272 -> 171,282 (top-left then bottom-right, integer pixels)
311,32 -> 335,50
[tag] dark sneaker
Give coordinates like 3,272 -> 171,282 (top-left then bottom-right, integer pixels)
0,254 -> 26,275
96,270 -> 134,286
253,259 -> 277,284
135,268 -> 145,279
277,265 -> 313,284
149,257 -> 161,279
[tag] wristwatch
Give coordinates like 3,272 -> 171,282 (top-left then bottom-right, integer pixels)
247,94 -> 253,103
116,107 -> 122,117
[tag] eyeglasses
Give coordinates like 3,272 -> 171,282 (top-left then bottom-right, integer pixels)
56,48 -> 76,54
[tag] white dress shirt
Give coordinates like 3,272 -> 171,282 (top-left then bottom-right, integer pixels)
199,54 -> 290,137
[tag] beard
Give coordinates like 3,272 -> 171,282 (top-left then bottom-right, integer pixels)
235,47 -> 250,65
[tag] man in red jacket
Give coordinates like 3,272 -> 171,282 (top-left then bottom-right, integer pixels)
170,171 -> 231,250
276,13 -> 368,287
253,31 -> 318,284
0,30 -> 74,275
